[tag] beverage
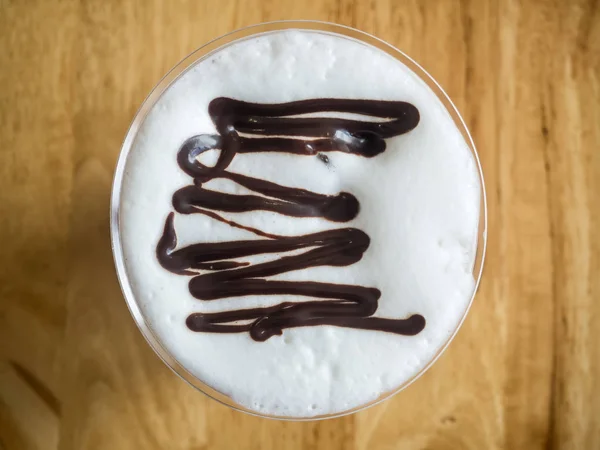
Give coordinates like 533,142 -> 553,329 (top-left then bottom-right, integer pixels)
113,25 -> 484,418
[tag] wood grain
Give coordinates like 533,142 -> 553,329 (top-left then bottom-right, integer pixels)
1,0 -> 599,449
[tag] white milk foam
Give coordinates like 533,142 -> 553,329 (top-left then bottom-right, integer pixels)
119,30 -> 481,417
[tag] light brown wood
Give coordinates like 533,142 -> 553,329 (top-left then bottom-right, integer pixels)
1,0 -> 599,449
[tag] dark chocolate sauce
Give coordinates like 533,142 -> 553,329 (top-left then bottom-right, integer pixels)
157,97 -> 425,341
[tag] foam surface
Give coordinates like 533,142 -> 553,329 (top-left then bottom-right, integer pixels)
118,30 -> 481,417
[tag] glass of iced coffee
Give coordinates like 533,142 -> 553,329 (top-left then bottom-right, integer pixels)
111,20 -> 487,420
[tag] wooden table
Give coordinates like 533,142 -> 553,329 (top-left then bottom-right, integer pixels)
1,1 -> 599,449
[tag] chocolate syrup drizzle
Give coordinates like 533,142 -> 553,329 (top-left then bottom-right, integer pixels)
157,97 -> 426,341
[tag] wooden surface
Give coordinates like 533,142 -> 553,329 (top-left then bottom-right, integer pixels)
1,0 -> 599,449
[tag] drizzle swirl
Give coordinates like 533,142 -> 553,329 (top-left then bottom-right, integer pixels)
157,97 -> 426,341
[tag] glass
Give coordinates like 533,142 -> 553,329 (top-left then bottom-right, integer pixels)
110,20 -> 488,420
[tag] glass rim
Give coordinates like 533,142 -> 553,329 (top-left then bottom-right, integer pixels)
110,19 -> 488,421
